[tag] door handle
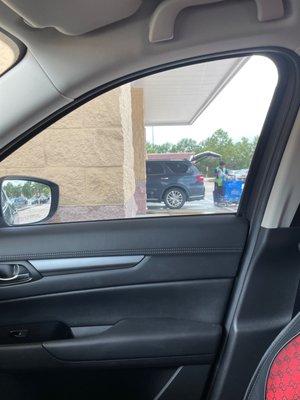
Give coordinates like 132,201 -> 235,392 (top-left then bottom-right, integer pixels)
0,264 -> 32,284
0,264 -> 20,281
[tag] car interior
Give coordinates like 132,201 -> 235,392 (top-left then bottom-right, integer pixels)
0,0 -> 299,399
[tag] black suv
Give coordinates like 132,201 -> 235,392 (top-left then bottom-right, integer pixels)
146,160 -> 205,209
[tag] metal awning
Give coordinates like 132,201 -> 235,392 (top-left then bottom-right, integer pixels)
133,57 -> 248,126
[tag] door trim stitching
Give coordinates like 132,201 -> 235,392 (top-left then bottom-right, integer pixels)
0,247 -> 243,261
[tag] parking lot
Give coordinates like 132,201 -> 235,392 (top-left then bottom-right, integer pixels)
16,204 -> 50,225
10,180 -> 237,225
146,180 -> 238,216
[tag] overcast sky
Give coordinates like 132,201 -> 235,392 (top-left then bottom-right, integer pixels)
146,56 -> 278,145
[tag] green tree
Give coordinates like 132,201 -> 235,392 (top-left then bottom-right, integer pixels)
22,181 -> 34,199
231,136 -> 257,169
146,128 -> 258,177
3,182 -> 22,199
146,142 -> 174,153
196,129 -> 234,175
173,138 -> 198,152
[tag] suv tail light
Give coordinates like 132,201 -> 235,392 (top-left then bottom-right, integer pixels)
196,175 -> 204,184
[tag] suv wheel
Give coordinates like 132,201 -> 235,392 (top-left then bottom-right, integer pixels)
163,188 -> 186,209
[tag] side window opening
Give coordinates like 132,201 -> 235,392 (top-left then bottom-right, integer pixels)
0,55 -> 278,225
0,33 -> 19,76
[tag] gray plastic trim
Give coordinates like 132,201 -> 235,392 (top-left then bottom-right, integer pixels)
262,110 -> 300,228
1,0 -> 142,36
149,0 -> 285,43
0,50 -> 72,149
154,367 -> 183,400
254,0 -> 284,22
71,325 -> 112,338
30,255 -> 144,275
149,0 -> 224,43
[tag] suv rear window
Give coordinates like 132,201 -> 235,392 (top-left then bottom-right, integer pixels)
146,162 -> 164,175
188,165 -> 201,174
166,162 -> 189,174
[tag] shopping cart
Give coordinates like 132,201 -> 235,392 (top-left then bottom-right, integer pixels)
223,180 -> 244,204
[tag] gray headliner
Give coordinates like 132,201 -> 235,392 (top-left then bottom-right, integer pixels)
1,0 -> 142,36
0,0 -> 299,149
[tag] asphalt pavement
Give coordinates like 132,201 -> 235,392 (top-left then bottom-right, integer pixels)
14,181 -> 237,224
146,180 -> 237,216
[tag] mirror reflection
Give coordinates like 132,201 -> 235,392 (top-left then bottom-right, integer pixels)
1,179 -> 51,225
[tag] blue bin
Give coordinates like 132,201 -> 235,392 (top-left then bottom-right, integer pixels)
223,180 -> 244,203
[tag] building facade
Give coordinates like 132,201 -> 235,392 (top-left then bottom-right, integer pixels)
0,39 -> 147,222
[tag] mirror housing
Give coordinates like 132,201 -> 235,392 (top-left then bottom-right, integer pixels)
0,176 -> 59,226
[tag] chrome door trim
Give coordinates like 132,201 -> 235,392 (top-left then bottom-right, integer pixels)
30,255 -> 144,275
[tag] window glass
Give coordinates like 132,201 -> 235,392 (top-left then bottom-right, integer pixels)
147,162 -> 164,175
0,55 -> 278,224
166,162 -> 189,174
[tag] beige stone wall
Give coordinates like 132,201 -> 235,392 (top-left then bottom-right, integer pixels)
0,38 -> 146,222
0,37 -> 16,75
120,85 -> 136,206
131,87 -> 147,214
0,84 -> 147,222
132,88 -> 146,182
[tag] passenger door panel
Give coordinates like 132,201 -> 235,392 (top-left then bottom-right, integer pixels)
0,215 -> 248,399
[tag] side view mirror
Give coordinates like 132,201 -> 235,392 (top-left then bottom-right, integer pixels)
0,176 -> 59,226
